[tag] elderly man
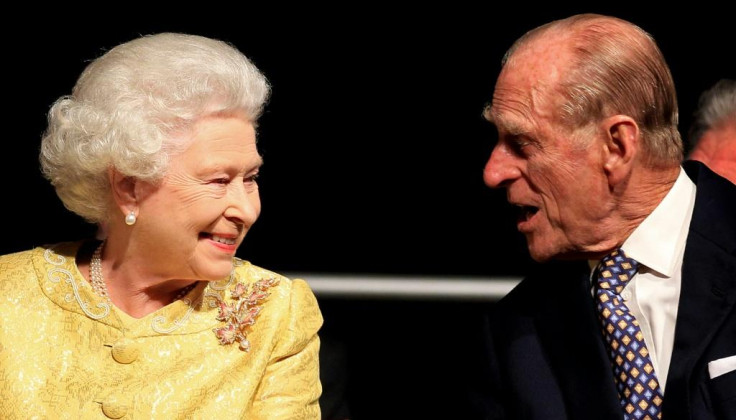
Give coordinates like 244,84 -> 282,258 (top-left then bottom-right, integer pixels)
688,79 -> 736,184
477,14 -> 735,420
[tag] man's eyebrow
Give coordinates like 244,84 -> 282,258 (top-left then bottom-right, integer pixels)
484,106 -> 526,134
494,118 -> 530,137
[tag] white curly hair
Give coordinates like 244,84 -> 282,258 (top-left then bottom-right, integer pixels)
40,33 -> 270,223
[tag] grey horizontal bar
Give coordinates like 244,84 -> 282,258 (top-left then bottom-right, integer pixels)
285,273 -> 522,300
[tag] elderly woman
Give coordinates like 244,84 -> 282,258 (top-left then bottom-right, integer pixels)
0,33 -> 322,418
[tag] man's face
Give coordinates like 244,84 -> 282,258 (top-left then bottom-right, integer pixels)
483,41 -> 611,262
689,121 -> 736,184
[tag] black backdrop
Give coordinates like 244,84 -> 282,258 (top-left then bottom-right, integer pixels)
5,8 -> 732,274
4,8 -> 733,418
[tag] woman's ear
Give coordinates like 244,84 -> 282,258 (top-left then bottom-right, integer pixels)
601,115 -> 640,187
108,168 -> 138,216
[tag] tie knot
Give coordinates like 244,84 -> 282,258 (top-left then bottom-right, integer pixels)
595,248 -> 639,291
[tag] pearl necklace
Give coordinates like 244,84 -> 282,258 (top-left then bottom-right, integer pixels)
89,242 -> 198,302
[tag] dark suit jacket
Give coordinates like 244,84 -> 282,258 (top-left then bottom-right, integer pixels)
473,162 -> 736,419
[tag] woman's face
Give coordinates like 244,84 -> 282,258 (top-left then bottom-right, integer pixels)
134,115 -> 262,281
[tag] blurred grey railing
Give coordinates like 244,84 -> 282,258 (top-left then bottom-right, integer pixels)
288,273 -> 522,300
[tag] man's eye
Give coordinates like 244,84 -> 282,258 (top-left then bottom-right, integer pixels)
509,140 -> 529,154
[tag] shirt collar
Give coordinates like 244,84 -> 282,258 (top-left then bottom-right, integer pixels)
621,167 -> 696,277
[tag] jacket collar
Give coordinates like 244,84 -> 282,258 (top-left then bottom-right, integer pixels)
33,241 -> 232,336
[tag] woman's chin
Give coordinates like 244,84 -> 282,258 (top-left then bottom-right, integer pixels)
194,261 -> 235,282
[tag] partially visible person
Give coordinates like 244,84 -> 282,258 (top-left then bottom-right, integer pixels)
473,14 -> 735,419
687,78 -> 736,183
0,33 -> 322,418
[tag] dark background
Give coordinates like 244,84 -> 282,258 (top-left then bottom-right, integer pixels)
4,8 -> 732,419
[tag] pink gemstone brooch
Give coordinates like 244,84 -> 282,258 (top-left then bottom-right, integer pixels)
212,277 -> 279,351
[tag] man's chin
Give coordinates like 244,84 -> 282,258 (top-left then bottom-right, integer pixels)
528,252 -> 554,263
527,240 -> 563,263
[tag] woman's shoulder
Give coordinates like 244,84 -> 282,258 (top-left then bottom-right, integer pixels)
0,247 -> 35,264
230,258 -> 314,299
229,259 -> 321,324
0,248 -> 37,281
212,259 -> 322,349
0,242 -> 82,295
0,241 -> 83,261
0,242 -> 72,270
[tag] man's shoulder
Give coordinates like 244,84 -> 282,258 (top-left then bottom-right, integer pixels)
495,260 -> 589,315
685,160 -> 736,201
685,161 -> 736,255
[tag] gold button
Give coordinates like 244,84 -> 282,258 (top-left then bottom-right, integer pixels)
111,338 -> 139,364
101,396 -> 128,418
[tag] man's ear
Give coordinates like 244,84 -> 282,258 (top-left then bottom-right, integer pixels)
108,168 -> 139,218
601,115 -> 640,187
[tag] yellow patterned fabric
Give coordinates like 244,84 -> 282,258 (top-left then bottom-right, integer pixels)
0,241 -> 322,419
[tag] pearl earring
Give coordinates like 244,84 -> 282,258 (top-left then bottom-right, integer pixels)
125,211 -> 137,226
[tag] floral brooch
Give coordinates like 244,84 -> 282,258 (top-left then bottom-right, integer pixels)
212,277 -> 279,351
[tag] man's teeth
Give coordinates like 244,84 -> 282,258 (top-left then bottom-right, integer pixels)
211,235 -> 236,245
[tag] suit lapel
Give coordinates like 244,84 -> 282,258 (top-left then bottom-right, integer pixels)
534,263 -> 622,419
663,162 -> 736,419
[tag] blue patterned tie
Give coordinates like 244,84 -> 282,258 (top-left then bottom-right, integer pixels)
595,249 -> 663,419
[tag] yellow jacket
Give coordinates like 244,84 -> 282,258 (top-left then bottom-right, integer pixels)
0,242 -> 322,419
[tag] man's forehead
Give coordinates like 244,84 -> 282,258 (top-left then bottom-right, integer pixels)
490,78 -> 556,133
509,43 -> 569,86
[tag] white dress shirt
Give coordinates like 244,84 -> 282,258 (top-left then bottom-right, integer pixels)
590,167 -> 696,392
